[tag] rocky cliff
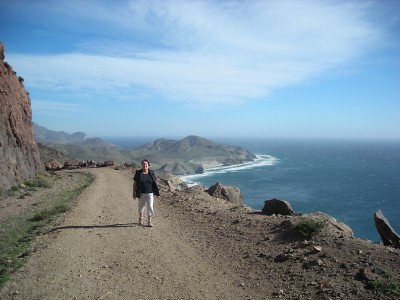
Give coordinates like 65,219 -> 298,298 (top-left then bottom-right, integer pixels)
0,43 -> 43,190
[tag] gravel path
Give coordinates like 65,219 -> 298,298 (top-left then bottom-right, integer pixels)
1,168 -> 254,300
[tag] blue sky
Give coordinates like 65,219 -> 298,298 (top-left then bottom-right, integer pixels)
1,0 -> 399,140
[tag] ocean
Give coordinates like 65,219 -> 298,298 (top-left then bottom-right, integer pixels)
104,137 -> 400,242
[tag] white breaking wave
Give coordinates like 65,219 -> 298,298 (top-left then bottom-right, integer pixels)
180,154 -> 278,186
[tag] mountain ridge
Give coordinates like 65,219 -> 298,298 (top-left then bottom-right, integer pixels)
34,124 -> 256,175
33,122 -> 114,147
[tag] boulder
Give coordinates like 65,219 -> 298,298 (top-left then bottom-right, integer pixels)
262,198 -> 294,216
96,160 -> 115,167
156,171 -> 188,192
64,159 -> 80,169
206,182 -> 243,204
103,160 -> 115,166
374,209 -> 400,248
45,159 -> 63,171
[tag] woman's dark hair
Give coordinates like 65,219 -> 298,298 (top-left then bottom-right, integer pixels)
141,159 -> 150,166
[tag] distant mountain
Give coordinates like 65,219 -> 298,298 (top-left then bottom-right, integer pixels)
33,123 -> 114,147
136,135 -> 256,173
33,126 -> 257,175
137,135 -> 255,160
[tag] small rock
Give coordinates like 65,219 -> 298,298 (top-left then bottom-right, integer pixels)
350,287 -> 359,295
303,259 -> 324,269
313,245 -> 322,253
263,235 -> 270,241
274,253 -> 288,263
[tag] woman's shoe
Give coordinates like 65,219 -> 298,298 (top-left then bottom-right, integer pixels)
139,218 -> 144,225
148,217 -> 153,227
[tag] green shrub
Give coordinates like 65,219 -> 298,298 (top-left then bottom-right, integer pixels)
0,217 -> 33,287
24,176 -> 52,188
367,271 -> 400,296
294,219 -> 327,239
368,279 -> 400,295
28,210 -> 48,222
28,203 -> 70,223
229,205 -> 242,211
1,177 -> 50,201
0,188 -> 17,199
367,272 -> 400,296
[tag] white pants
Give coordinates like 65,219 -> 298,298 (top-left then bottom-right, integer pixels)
138,193 -> 154,217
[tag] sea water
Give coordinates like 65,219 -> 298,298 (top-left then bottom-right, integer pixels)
104,137 -> 400,242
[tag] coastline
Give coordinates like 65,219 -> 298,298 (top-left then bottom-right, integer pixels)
180,154 -> 278,187
51,136 -> 399,241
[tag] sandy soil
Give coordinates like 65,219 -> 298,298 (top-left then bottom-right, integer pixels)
1,167 -> 399,300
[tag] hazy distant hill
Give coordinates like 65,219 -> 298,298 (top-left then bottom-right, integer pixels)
33,123 -> 114,147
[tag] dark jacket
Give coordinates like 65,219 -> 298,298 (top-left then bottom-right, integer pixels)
133,169 -> 160,197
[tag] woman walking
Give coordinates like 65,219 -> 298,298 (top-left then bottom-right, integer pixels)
132,159 -> 160,227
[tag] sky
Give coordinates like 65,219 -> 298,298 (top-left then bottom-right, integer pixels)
0,0 -> 399,140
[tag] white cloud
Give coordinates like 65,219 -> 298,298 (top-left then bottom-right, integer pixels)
32,100 -> 84,113
7,0 -> 385,106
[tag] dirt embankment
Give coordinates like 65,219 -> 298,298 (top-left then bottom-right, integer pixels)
1,167 -> 399,299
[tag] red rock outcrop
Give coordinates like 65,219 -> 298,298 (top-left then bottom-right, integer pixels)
0,43 -> 43,190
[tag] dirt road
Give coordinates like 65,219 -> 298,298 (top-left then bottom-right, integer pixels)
1,168 -> 255,300
3,167 -> 399,300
